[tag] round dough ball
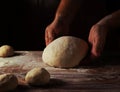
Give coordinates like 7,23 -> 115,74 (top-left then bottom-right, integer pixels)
0,45 -> 14,57
42,36 -> 89,68
0,73 -> 18,91
25,67 -> 50,86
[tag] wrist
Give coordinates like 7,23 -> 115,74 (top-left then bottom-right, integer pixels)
54,14 -> 72,26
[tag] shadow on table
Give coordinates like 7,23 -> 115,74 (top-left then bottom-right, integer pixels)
76,51 -> 120,69
14,78 -> 67,92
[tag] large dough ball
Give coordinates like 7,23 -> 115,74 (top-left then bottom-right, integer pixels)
25,67 -> 50,86
42,36 -> 89,68
0,73 -> 18,91
0,45 -> 14,57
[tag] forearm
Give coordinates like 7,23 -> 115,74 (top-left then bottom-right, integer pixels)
54,0 -> 81,25
97,10 -> 120,30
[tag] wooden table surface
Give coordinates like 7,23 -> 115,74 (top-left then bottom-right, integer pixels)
0,51 -> 120,92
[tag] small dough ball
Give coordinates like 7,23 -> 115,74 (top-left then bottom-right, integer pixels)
42,36 -> 89,68
25,67 -> 50,86
0,45 -> 14,57
0,73 -> 18,91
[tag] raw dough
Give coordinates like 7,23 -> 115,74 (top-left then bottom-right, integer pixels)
0,45 -> 14,57
0,73 -> 18,91
42,36 -> 89,68
25,67 -> 50,86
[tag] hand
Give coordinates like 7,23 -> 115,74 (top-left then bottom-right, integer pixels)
88,24 -> 108,60
45,19 -> 69,46
81,24 -> 108,65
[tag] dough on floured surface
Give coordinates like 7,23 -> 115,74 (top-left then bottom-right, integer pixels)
42,36 -> 89,68
25,67 -> 50,86
0,45 -> 14,57
0,73 -> 18,91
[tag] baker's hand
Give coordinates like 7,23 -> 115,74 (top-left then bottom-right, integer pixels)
81,24 -> 108,65
88,24 -> 108,60
45,20 -> 69,46
88,24 -> 108,59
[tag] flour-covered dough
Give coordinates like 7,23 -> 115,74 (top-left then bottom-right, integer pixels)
42,36 -> 89,68
0,73 -> 18,91
25,67 -> 50,86
0,45 -> 14,57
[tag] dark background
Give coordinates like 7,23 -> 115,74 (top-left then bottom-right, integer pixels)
0,0 -> 120,51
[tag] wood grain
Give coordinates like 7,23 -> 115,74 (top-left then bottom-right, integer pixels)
0,51 -> 120,92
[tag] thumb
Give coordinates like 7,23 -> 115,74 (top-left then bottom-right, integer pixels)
46,30 -> 55,46
91,43 -> 102,59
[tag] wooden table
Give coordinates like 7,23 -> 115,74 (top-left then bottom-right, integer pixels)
0,51 -> 120,92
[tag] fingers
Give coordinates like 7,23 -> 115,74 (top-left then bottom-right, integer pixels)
88,26 -> 105,58
45,29 -> 55,46
45,32 -> 49,46
90,35 -> 106,61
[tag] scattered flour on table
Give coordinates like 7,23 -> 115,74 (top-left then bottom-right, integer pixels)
0,51 -> 46,70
